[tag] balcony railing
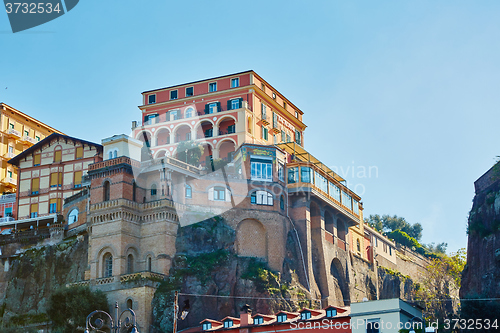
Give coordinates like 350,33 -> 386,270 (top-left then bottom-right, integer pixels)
7,128 -> 21,138
1,177 -> 16,185
22,136 -> 37,144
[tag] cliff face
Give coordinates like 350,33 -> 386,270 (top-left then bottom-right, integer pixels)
461,167 -> 500,299
0,236 -> 88,324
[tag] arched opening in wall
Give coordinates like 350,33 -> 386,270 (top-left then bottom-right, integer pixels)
103,253 -> 113,278
310,202 -> 321,229
218,117 -> 236,136
184,107 -> 194,119
151,184 -> 157,197
132,182 -> 137,202
356,239 -> 361,253
137,131 -> 152,148
196,121 -> 213,140
103,181 -> 110,202
218,140 -> 236,162
147,256 -> 152,272
330,258 -> 349,306
337,218 -> 347,243
175,124 -> 192,143
156,150 -> 166,159
156,128 -> 171,146
236,219 -> 267,259
324,210 -> 334,235
127,254 -> 134,274
126,299 -> 133,309
198,143 -> 213,168
247,117 -> 252,134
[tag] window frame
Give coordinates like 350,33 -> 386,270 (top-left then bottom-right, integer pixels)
170,90 -> 178,100
253,316 -> 263,325
300,311 -> 311,320
186,86 -> 194,97
213,187 -> 226,201
148,94 -> 156,104
277,313 -> 287,323
209,82 -> 217,92
250,158 -> 273,182
224,320 -> 233,328
231,78 -> 239,88
325,308 -> 337,318
185,184 -> 192,198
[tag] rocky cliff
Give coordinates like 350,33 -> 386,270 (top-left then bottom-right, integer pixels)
0,236 -> 88,326
461,163 -> 500,316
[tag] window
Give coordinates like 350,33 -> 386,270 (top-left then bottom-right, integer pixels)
68,208 -> 78,224
204,128 -> 213,137
74,171 -> 82,188
113,150 -> 117,158
151,184 -> 157,196
329,182 -> 341,202
230,99 -> 240,110
250,191 -> 273,206
185,184 -> 192,198
261,126 -> 268,141
186,87 -> 194,96
108,151 -> 113,159
224,320 -> 233,328
171,110 -> 179,120
103,181 -> 110,201
147,256 -> 152,271
261,103 -> 267,120
49,198 -> 59,214
36,136 -> 40,142
253,316 -> 263,325
75,146 -> 83,159
300,311 -> 311,320
277,313 -> 287,323
54,149 -> 62,162
231,78 -> 239,88
33,154 -> 41,166
353,200 -> 359,215
4,207 -> 12,217
208,102 -> 219,114
170,90 -> 178,100
281,130 -> 285,142
366,319 -> 380,333
8,146 -> 13,154
383,243 -> 388,253
341,191 -> 352,210
7,170 -> 12,178
280,196 -> 285,210
202,322 -> 212,331
104,253 -> 113,278
272,112 -> 278,128
301,167 -> 312,183
288,167 -> 298,183
278,164 -> 284,181
9,123 -> 14,129
127,299 -> 133,309
272,92 -> 276,99
314,171 -> 328,193
247,117 -> 252,133
127,254 -> 134,274
389,246 -> 392,255
286,134 -> 291,142
214,187 -> 226,201
31,178 -> 39,195
209,82 -> 217,92
325,308 -> 337,317
30,203 -> 38,218
227,124 -> 235,134
357,239 -> 361,252
186,132 -> 191,141
295,111 -> 299,118
185,108 -> 193,118
148,94 -> 156,104
261,83 -> 265,91
250,158 -> 272,181
24,130 -> 29,136
50,172 -> 62,187
273,134 -> 277,144
295,130 -> 301,145
283,101 -> 287,109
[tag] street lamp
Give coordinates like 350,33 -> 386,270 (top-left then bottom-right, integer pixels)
84,301 -> 139,333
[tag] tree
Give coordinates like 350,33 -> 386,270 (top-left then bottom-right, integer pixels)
416,249 -> 466,325
175,141 -> 204,166
425,242 -> 448,255
364,214 -> 423,240
47,285 -> 108,333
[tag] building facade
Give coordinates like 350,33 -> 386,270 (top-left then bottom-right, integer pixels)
0,103 -> 62,195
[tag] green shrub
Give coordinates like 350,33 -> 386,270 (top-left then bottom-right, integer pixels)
47,285 -> 108,333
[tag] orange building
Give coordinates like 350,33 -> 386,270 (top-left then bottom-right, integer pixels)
133,71 -> 307,168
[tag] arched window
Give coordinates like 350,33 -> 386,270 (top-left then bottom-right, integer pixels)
68,208 -> 79,225
280,196 -> 285,210
247,117 -> 252,133
185,184 -> 192,198
151,184 -> 157,196
127,254 -> 134,274
113,150 -> 117,158
185,108 -> 193,118
103,181 -> 110,202
132,182 -> 137,202
147,256 -> 152,272
126,299 -> 133,309
356,239 -> 361,253
108,151 -> 113,159
103,253 -> 113,277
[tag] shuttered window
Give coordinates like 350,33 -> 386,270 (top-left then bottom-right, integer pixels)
74,171 -> 82,187
75,147 -> 83,159
50,173 -> 58,187
54,150 -> 62,162
31,178 -> 39,194
30,203 -> 38,218
49,198 -> 58,213
33,154 -> 41,166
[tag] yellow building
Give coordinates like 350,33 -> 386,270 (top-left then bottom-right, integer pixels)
0,103 -> 63,194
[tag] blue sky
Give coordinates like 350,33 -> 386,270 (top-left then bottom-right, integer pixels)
2,0 -> 500,253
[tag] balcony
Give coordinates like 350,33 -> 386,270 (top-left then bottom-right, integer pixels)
3,152 -> 15,159
1,177 -> 16,186
261,113 -> 270,126
6,128 -> 21,139
21,135 -> 37,145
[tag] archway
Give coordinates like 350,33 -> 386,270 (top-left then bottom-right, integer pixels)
330,258 -> 349,306
156,128 -> 171,146
218,117 -> 236,136
218,140 -> 236,161
236,219 -> 267,259
196,120 -> 214,139
174,124 -> 191,143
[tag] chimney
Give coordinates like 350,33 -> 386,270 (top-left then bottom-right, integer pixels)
239,304 -> 252,326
